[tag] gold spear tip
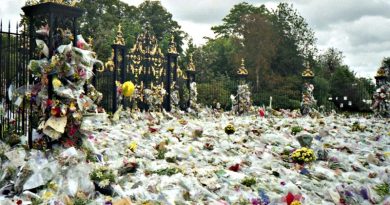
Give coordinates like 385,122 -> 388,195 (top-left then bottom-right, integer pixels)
237,58 -> 248,76
302,62 -> 314,77
114,23 -> 125,45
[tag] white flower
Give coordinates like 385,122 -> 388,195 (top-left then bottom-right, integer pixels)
98,179 -> 110,188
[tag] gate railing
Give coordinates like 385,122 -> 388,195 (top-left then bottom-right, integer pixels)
0,21 -> 30,141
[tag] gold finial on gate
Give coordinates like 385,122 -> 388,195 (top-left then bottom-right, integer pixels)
375,67 -> 386,77
187,53 -> 196,72
114,24 -> 125,46
237,58 -> 248,76
302,62 -> 314,77
168,35 -> 178,54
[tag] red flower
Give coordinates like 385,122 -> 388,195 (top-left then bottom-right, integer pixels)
149,127 -> 158,133
283,192 -> 302,205
69,126 -> 78,136
51,107 -> 61,117
47,99 -> 54,107
258,108 -> 265,117
63,138 -> 76,147
77,40 -> 84,49
228,163 -> 240,172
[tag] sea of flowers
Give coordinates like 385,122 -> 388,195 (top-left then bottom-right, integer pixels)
1,108 -> 389,205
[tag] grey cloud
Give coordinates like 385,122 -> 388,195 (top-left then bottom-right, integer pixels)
342,16 -> 390,45
295,0 -> 390,30
161,0 -> 274,23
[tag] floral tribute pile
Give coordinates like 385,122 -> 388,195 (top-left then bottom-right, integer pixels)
1,107 -> 389,204
12,30 -> 103,147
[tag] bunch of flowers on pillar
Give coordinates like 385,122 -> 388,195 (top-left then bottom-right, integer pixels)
189,82 -> 200,112
371,66 -> 390,118
231,58 -> 251,115
231,84 -> 252,114
301,83 -> 316,114
22,29 -> 103,148
144,84 -> 166,112
301,66 -> 317,116
170,82 -> 180,111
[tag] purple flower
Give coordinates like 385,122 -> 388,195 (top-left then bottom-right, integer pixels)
360,188 -> 369,200
251,198 -> 262,205
258,189 -> 270,205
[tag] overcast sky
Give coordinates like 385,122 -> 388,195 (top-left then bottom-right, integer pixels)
2,0 -> 390,78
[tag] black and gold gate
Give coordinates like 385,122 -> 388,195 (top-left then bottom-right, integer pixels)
95,25 -> 192,112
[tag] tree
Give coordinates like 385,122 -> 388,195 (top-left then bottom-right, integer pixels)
382,57 -> 390,68
137,0 -> 187,53
240,13 -> 279,91
272,3 -> 317,60
77,0 -> 138,60
211,2 -> 269,37
318,47 -> 344,75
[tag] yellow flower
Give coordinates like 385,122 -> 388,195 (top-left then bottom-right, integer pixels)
69,101 -> 77,112
167,127 -> 174,132
42,191 -> 54,200
122,81 -> 135,97
52,77 -> 62,89
105,196 -> 113,202
128,141 -> 137,152
384,152 -> 390,158
291,200 -> 302,205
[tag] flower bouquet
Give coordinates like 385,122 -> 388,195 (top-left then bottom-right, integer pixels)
290,147 -> 316,164
90,166 -> 116,195
225,124 -> 235,135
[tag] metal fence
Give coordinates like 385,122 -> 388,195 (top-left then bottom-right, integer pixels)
0,21 -> 30,140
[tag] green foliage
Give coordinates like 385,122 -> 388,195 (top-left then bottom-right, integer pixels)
313,77 -> 330,106
194,2 -> 317,109
138,1 -> 187,53
272,3 -> 317,59
291,126 -> 303,135
156,149 -> 167,160
241,177 -> 256,187
152,167 -> 181,176
373,183 -> 389,198
77,0 -> 187,61
74,197 -> 91,205
90,166 -> 116,183
211,2 -> 269,37
197,75 -> 236,110
31,198 -> 44,205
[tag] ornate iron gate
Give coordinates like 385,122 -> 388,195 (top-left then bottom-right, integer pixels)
96,25 -> 192,112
